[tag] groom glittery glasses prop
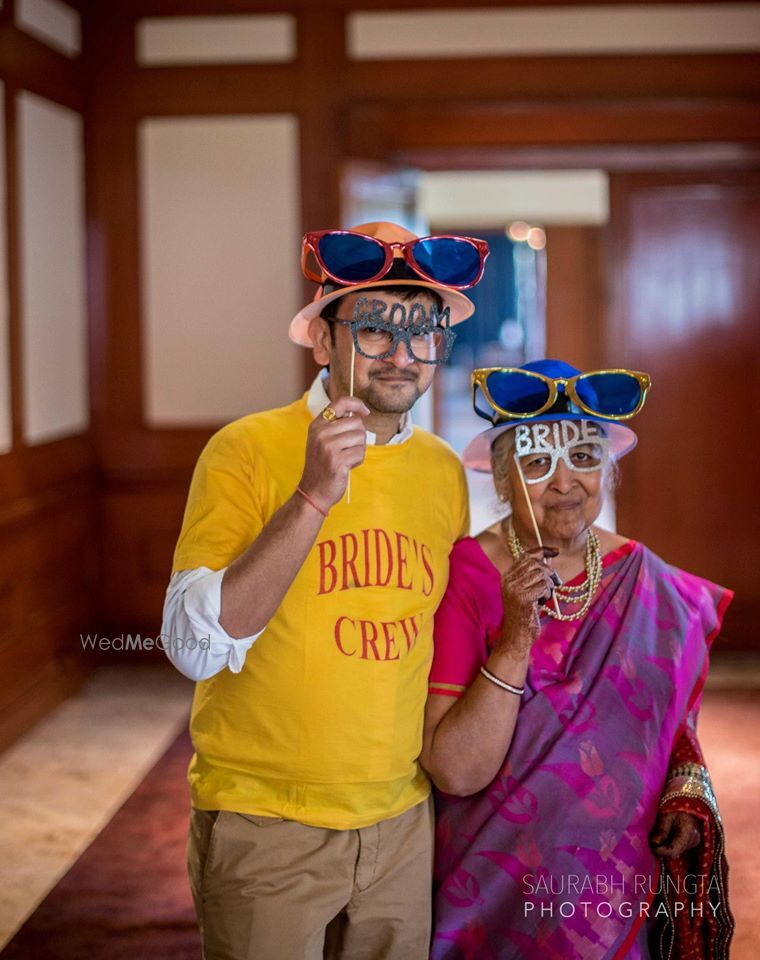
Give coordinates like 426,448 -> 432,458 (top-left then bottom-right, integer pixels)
330,297 -> 456,365
302,230 -> 490,289
472,367 -> 651,424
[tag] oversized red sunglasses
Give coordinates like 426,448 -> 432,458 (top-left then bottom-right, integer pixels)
302,229 -> 490,290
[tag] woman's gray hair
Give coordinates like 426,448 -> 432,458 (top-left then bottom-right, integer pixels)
490,429 -> 516,504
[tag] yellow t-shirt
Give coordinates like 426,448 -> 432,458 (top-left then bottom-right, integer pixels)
172,392 -> 469,829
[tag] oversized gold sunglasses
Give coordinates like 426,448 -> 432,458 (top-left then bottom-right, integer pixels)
471,367 -> 651,423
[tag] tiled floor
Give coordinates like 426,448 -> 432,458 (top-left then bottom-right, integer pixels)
0,666 -> 193,949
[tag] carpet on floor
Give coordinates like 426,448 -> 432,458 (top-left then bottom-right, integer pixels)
2,689 -> 759,959
1,727 -> 200,960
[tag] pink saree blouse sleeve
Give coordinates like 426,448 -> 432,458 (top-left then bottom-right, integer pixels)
429,537 -> 503,698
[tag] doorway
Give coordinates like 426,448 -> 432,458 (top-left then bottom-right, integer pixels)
342,164 -> 609,533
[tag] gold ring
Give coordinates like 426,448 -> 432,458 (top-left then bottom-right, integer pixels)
321,406 -> 338,422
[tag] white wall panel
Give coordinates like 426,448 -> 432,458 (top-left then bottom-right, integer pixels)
349,4 -> 760,59
136,15 -> 295,65
18,92 -> 88,446
139,115 -> 301,426
419,170 -> 609,227
16,0 -> 81,58
0,89 -> 10,456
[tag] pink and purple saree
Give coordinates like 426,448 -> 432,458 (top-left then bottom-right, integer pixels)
429,538 -> 733,960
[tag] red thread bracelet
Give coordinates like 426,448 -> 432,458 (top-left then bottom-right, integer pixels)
296,486 -> 328,518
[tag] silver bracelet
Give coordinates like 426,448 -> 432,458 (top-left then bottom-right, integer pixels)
480,665 -> 524,696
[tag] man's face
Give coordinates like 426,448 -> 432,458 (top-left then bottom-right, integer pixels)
310,290 -> 441,415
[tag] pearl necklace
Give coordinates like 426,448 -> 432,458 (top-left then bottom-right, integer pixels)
505,522 -> 603,621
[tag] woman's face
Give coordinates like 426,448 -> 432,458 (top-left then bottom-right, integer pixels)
496,421 -> 607,543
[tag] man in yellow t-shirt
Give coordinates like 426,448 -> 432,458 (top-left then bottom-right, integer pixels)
161,221 -> 488,960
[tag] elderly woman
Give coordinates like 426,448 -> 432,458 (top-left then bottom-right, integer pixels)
422,360 -> 733,960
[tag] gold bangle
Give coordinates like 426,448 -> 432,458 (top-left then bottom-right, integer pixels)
659,771 -> 721,820
668,762 -> 709,782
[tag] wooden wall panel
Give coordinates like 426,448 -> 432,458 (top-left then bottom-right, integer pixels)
544,225 -> 603,371
106,0 -> 760,13
100,484 -> 190,635
346,54 -> 760,102
0,7 -> 95,752
607,172 -> 760,649
0,486 -> 97,748
346,101 -> 760,160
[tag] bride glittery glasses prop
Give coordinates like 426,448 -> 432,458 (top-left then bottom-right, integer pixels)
509,421 -> 611,618
513,421 -> 610,484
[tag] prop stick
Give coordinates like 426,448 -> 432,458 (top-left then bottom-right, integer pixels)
514,456 -> 562,618
346,341 -> 355,504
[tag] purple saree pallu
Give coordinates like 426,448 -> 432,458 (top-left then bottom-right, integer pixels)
431,541 -> 730,960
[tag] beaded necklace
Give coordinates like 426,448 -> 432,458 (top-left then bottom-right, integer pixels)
504,521 -> 603,621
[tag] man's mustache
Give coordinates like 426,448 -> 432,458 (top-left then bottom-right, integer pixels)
368,368 -> 419,382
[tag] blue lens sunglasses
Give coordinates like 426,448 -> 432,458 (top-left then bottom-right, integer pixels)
302,230 -> 490,289
472,367 -> 652,423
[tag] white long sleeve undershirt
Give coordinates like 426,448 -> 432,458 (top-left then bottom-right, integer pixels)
161,566 -> 263,682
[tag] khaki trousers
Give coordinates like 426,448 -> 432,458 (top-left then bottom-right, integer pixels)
187,796 -> 434,960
